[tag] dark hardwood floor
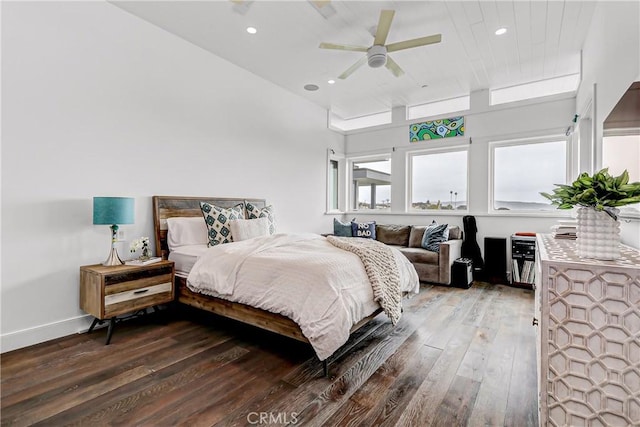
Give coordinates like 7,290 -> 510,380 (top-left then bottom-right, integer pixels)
1,282 -> 538,426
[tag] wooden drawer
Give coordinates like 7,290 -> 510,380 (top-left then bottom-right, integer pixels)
104,281 -> 173,317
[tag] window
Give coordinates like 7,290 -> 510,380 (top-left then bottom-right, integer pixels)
328,159 -> 339,211
406,95 -> 470,120
490,74 -> 580,105
603,133 -> 640,216
329,110 -> 392,132
409,149 -> 468,210
491,139 -> 568,211
351,158 -> 391,210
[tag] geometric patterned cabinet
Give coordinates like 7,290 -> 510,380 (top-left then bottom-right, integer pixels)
535,234 -> 640,427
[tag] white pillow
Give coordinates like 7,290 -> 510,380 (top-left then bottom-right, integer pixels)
229,218 -> 270,242
167,217 -> 208,251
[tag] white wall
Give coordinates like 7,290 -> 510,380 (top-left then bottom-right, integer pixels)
345,93 -> 578,256
344,0 -> 640,251
1,2 -> 343,352
576,0 -> 640,249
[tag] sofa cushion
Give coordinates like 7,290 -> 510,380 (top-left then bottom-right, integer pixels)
399,247 -> 439,264
376,224 -> 410,246
448,226 -> 462,240
408,226 -> 427,248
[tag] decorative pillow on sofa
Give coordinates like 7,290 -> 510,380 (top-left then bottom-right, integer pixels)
245,202 -> 276,235
421,221 -> 450,252
200,202 -> 245,246
375,224 -> 411,246
408,225 -> 427,248
229,218 -> 269,242
351,221 -> 376,239
333,218 -> 355,237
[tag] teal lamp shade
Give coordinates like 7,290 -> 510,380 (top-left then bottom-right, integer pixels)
93,197 -> 134,266
93,197 -> 135,225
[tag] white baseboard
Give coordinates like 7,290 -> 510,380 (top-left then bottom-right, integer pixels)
1,314 -> 97,353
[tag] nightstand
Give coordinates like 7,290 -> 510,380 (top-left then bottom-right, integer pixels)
79,260 -> 175,344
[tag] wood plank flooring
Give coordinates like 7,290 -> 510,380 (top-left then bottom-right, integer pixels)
1,282 -> 538,426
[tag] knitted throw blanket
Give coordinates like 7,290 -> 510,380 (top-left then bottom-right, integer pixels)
326,236 -> 402,325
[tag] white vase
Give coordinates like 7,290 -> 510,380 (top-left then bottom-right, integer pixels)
576,207 -> 620,260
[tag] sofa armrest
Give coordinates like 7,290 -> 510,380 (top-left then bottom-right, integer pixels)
438,239 -> 462,285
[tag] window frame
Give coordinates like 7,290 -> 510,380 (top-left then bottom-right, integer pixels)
326,149 -> 345,213
406,146 -> 470,213
488,135 -> 572,214
347,153 -> 393,212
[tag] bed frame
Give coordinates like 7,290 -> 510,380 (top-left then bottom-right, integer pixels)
152,196 -> 382,376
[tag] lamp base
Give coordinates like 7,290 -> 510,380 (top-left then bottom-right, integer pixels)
102,248 -> 124,266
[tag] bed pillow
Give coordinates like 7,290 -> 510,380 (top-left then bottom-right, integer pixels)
166,216 -> 208,251
421,221 -> 450,252
200,202 -> 245,246
229,218 -> 269,242
351,221 -> 376,239
245,202 -> 276,235
333,218 -> 355,237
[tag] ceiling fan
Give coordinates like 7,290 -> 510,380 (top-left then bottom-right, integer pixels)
319,10 -> 441,79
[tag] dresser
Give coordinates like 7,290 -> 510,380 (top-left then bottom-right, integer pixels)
80,260 -> 175,344
534,234 -> 640,426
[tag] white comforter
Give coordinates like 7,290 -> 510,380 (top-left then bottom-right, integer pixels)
187,233 -> 419,360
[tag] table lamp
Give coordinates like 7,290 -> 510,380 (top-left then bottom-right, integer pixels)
93,197 -> 135,266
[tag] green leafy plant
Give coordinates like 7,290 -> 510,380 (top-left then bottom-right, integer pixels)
541,168 -> 640,219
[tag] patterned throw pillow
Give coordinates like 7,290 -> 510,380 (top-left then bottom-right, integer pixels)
421,221 -> 450,252
245,202 -> 276,235
351,221 -> 376,239
200,202 -> 245,246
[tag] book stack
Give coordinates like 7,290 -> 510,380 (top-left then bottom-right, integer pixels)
125,257 -> 162,266
551,220 -> 577,240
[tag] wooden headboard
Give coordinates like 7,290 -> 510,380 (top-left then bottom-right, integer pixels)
152,196 -> 266,259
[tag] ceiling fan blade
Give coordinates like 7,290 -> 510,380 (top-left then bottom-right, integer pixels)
338,56 -> 368,79
385,55 -> 405,77
373,10 -> 395,46
319,42 -> 368,52
230,0 -> 253,15
386,34 -> 442,52
309,0 -> 337,19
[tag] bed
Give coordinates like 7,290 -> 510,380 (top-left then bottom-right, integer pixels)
152,196 -> 419,374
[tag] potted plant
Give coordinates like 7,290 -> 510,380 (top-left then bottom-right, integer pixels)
541,168 -> 640,259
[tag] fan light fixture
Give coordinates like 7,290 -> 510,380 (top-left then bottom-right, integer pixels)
319,10 -> 442,79
367,45 -> 387,68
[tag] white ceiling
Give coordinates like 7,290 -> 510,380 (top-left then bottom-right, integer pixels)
112,1 -> 597,120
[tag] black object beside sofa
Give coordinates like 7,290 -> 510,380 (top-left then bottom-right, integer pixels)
375,224 -> 463,285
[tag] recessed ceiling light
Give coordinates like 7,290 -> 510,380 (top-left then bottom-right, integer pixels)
328,79 -> 336,85
495,27 -> 507,35
246,27 -> 257,34
304,84 -> 319,91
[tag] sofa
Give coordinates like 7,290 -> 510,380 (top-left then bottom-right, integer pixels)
375,224 -> 463,285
